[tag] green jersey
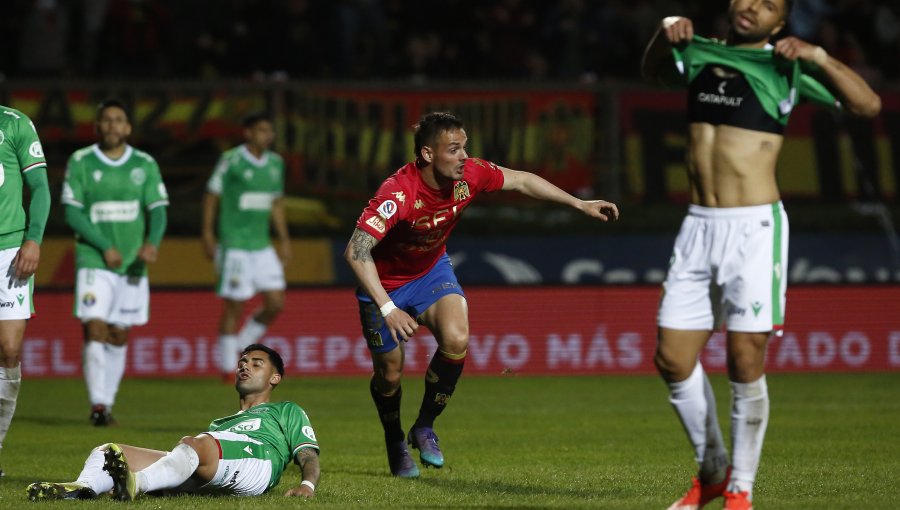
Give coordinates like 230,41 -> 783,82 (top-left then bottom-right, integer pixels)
671,36 -> 839,126
62,144 -> 169,276
0,106 -> 47,249
208,401 -> 319,490
207,145 -> 284,251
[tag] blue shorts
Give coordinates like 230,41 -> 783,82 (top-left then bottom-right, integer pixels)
357,254 -> 465,354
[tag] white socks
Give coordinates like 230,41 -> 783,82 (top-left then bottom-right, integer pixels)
237,318 -> 267,348
729,375 -> 769,500
83,342 -> 128,408
0,364 -> 22,447
218,334 -> 238,373
83,341 -> 106,405
668,363 -> 728,483
104,344 -> 127,407
136,443 -> 200,494
76,445 -> 114,494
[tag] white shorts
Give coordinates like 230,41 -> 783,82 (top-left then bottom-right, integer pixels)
215,246 -> 286,301
0,247 -> 33,320
657,202 -> 788,335
75,268 -> 149,327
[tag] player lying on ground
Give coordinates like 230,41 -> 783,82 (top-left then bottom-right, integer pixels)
26,344 -> 319,500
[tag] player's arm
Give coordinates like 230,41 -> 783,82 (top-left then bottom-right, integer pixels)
271,196 -> 291,265
343,228 -> 418,342
201,192 -> 219,260
499,167 -> 619,222
138,205 -> 167,264
641,16 -> 692,85
13,167 -> 51,279
284,448 -> 320,498
774,37 -> 881,118
64,205 -> 121,269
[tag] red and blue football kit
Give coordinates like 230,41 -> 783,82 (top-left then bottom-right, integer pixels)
355,158 -> 505,292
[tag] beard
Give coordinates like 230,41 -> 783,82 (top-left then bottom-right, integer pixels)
728,11 -> 776,45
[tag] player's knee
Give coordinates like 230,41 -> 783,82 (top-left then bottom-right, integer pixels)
654,348 -> 688,381
438,329 -> 469,356
373,368 -> 403,391
0,346 -> 21,368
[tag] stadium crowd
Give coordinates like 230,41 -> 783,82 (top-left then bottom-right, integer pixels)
3,0 -> 899,85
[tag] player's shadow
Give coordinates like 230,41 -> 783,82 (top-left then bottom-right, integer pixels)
418,475 -> 610,500
13,414 -> 86,426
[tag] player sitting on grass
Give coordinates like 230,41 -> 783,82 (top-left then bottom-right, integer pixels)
26,344 -> 319,501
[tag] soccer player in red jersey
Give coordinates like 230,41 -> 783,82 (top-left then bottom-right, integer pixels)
344,111 -> 619,477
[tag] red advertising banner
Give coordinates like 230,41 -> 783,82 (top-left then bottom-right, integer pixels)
22,287 -> 900,378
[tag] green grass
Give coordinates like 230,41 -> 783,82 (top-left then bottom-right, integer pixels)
2,373 -> 899,509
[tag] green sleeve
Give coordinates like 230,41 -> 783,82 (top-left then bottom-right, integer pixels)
146,205 -> 167,247
65,204 -> 113,251
23,167 -> 51,243
798,71 -> 841,111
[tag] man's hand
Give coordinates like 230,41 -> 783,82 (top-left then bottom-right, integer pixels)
579,200 -> 620,222
137,242 -> 158,264
774,37 -> 828,66
103,247 -> 123,269
661,16 -> 693,44
384,308 -> 419,343
278,239 -> 292,266
11,240 -> 40,280
284,485 -> 314,498
201,231 -> 217,260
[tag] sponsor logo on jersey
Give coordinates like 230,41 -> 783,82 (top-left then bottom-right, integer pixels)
392,191 -> 406,204
365,215 -> 386,234
130,168 -> 146,185
29,141 -> 44,158
453,181 -> 470,202
414,199 -> 424,209
229,417 -> 262,432
239,192 -> 275,211
0,301 -> 14,309
16,294 -> 24,306
696,91 -> 744,107
82,293 -> 97,307
726,303 -> 745,317
376,200 -> 397,219
302,425 -> 317,441
243,445 -> 253,455
93,170 -> 103,182
229,470 -> 240,485
90,200 -> 140,223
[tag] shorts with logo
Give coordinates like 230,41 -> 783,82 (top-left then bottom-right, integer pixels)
657,202 -> 788,335
215,246 -> 286,301
357,253 -> 466,354
74,268 -> 149,327
0,247 -> 34,320
179,431 -> 278,496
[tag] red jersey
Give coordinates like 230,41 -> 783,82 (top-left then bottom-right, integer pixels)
356,158 -> 505,291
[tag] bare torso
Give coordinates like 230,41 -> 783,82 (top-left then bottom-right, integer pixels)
687,123 -> 783,207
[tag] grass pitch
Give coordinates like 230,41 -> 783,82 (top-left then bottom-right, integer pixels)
2,373 -> 898,509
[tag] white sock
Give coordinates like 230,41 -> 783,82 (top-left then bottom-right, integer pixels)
136,443 -> 200,494
218,334 -> 238,373
729,375 -> 770,500
700,370 -> 729,481
669,362 -> 728,483
75,445 -> 114,494
237,318 -> 267,349
83,341 -> 106,406
103,344 -> 127,408
0,364 -> 22,447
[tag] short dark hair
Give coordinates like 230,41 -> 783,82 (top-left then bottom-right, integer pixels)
96,99 -> 130,121
242,112 -> 273,129
242,343 -> 285,376
413,112 -> 464,159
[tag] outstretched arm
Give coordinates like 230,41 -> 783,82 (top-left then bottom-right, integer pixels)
284,449 -> 320,498
499,167 -> 619,221
343,228 -> 418,342
775,37 -> 881,118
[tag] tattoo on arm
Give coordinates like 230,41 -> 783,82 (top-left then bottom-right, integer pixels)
349,228 -> 376,263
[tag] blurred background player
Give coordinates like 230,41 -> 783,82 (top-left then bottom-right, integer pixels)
641,1 -> 881,508
202,113 -> 290,379
344,111 -> 619,477
0,104 -> 51,475
27,344 -> 320,500
62,99 -> 169,426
